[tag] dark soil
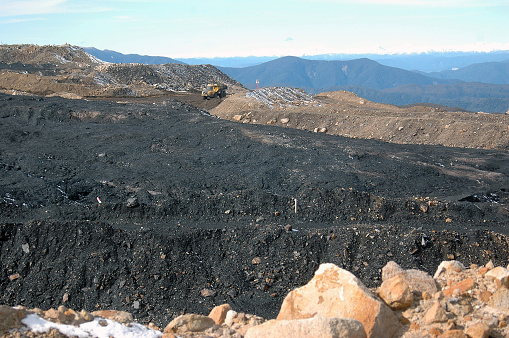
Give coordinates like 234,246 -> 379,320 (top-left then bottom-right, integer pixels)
1,93 -> 508,327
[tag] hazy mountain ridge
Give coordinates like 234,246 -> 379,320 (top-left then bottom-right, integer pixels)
173,51 -> 509,72
422,59 -> 509,85
370,51 -> 509,72
83,47 -> 183,65
86,48 -> 509,72
218,56 -> 457,91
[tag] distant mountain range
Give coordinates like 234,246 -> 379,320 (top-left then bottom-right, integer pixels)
217,56 -> 509,113
421,59 -> 509,84
83,47 -> 182,65
367,51 -> 509,72
218,56 -> 457,91
85,48 -> 509,72
179,51 -> 509,72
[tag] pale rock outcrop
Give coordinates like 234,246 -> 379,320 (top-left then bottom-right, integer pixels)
245,317 -> 367,338
276,263 -> 401,337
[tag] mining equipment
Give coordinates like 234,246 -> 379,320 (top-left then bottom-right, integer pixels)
202,83 -> 227,99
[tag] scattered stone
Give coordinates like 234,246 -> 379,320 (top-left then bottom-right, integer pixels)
424,302 -> 448,323
224,310 -> 265,335
92,310 -> 133,324
0,305 -> 26,335
484,266 -> 509,288
382,261 -> 405,281
478,267 -> 489,275
488,287 -> 509,309
313,127 -> 327,133
429,327 -> 443,336
465,322 -> 490,338
382,261 -> 438,295
233,114 -> 243,121
442,278 -> 475,297
434,261 -> 466,278
446,299 -> 473,316
245,317 -> 367,338
208,304 -> 231,325
252,257 -> 262,265
438,329 -> 468,337
284,224 -> 293,231
164,314 -> 215,334
477,290 -> 492,302
200,288 -> 216,297
80,310 -> 94,322
21,243 -> 30,254
378,274 -> 414,310
126,196 -> 139,208
8,273 -> 21,281
43,305 -> 93,326
280,117 -> 290,124
276,263 -> 401,337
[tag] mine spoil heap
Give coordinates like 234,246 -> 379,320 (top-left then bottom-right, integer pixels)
0,44 -> 244,98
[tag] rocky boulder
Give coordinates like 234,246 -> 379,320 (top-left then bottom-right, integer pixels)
382,261 -> 438,295
276,263 -> 401,337
378,274 -> 414,310
245,317 -> 367,338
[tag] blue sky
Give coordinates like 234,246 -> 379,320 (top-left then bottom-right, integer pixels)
1,0 -> 508,58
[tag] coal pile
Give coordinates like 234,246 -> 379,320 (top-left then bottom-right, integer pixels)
0,92 -> 508,327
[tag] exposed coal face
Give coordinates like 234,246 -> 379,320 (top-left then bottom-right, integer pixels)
1,220 -> 508,327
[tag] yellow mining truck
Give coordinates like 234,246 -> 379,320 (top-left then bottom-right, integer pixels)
202,83 -> 227,99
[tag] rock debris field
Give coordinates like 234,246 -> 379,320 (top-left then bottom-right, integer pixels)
1,92 -> 509,336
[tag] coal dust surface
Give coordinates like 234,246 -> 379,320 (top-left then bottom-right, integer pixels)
1,93 -> 508,326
